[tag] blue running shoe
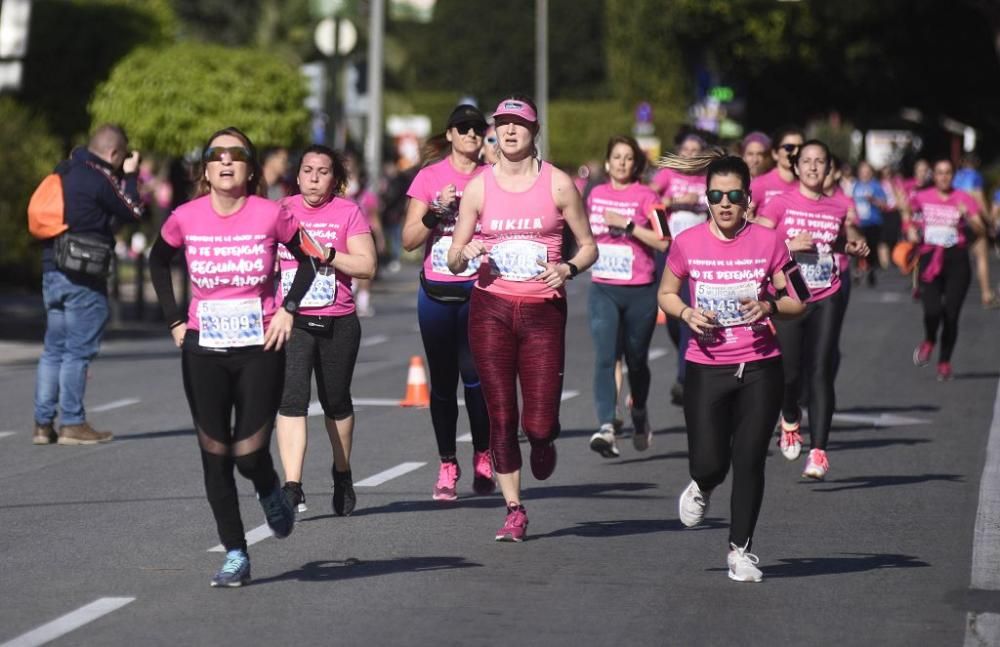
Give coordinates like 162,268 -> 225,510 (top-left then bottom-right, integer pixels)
211,549 -> 251,588
258,479 -> 294,539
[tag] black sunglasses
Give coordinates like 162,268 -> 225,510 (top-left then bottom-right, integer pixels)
452,121 -> 487,137
706,189 -> 748,205
779,143 -> 800,154
203,146 -> 252,163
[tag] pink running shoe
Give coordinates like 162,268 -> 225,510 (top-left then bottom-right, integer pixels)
777,417 -> 803,461
937,362 -> 953,381
495,504 -> 528,542
530,442 -> 557,481
432,461 -> 460,501
802,448 -> 830,480
472,450 -> 496,495
913,341 -> 933,367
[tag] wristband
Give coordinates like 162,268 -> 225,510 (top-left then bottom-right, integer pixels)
565,261 -> 579,278
324,246 -> 337,265
168,319 -> 185,330
679,306 -> 691,321
624,220 -> 635,235
421,212 -> 440,229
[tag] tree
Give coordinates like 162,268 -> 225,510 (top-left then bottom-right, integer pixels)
89,42 -> 311,156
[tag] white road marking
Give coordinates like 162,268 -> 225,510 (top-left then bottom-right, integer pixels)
802,411 -> 930,428
89,398 -> 140,413
354,462 -> 426,487
965,376 -> 1000,646
360,334 -> 388,348
457,433 -> 472,443
208,524 -> 273,553
0,431 -> 16,439
0,597 -> 135,647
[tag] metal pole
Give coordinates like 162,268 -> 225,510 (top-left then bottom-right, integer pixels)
535,0 -> 548,157
365,0 -> 385,187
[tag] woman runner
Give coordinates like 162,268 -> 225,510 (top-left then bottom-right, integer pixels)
274,145 -> 377,517
659,152 -> 804,582
402,104 -> 494,500
748,127 -> 805,218
448,95 -> 597,541
586,135 -> 668,458
150,127 -> 318,587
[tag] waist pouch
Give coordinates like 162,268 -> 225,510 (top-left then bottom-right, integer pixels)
54,232 -> 113,277
420,271 -> 471,304
294,314 -> 334,333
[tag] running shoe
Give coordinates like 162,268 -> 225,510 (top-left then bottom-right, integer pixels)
332,468 -> 356,516
472,450 -> 496,495
802,448 -> 830,480
631,407 -> 653,452
257,479 -> 294,539
913,341 -> 934,367
432,461 -> 460,501
211,549 -> 251,588
495,504 -> 528,542
937,362 -> 953,382
589,423 -> 619,458
282,481 -> 307,513
529,442 -> 557,480
727,543 -> 762,583
678,480 -> 712,528
777,416 -> 803,461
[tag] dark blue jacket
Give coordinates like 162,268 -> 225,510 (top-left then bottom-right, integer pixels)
41,147 -> 144,274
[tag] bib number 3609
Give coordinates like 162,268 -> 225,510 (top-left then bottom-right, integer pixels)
197,298 -> 264,348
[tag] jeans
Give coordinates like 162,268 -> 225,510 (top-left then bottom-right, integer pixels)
34,271 -> 109,426
588,282 -> 658,424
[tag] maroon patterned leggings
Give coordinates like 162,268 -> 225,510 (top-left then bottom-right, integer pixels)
468,289 -> 567,474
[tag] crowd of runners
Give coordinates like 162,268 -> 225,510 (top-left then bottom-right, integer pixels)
91,97 -> 995,587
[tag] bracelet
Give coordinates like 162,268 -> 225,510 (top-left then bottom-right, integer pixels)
421,212 -> 440,229
679,306 -> 691,321
168,319 -> 185,330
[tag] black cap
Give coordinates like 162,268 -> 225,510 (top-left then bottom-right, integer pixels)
446,104 -> 487,130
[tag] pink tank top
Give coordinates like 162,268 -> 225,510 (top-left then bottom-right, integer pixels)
476,161 -> 565,299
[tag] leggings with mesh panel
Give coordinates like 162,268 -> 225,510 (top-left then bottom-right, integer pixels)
278,314 -> 360,420
182,337 -> 284,553
468,288 -> 566,474
918,247 -> 971,363
684,357 -> 783,549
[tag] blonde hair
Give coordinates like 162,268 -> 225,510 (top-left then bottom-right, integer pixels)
656,148 -> 727,175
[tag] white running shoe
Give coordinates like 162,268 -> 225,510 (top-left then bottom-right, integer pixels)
777,416 -> 803,461
727,543 -> 763,582
589,424 -> 619,458
802,448 -> 829,480
631,407 -> 653,452
678,480 -> 712,527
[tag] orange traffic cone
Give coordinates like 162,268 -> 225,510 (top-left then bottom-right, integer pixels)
656,308 -> 667,325
400,355 -> 430,407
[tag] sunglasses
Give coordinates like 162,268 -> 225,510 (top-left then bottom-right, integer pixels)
779,143 -> 800,154
706,189 -> 748,205
486,136 -> 497,145
452,122 -> 487,137
203,146 -> 252,163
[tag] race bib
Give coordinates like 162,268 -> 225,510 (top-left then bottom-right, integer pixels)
668,210 -> 706,238
794,252 -> 835,289
281,267 -> 336,308
197,298 -> 264,348
592,243 -> 634,281
431,235 -> 479,277
924,224 -> 959,248
488,240 -> 547,281
694,280 -> 758,327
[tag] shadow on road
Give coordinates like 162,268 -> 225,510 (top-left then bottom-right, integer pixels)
952,371 -> 1000,380
531,517 -> 727,540
611,450 -> 688,466
251,555 -> 482,585
835,404 -> 941,414
557,426 -> 685,440
116,427 -> 195,441
825,437 -> 932,451
751,552 -> 931,578
807,473 -> 963,492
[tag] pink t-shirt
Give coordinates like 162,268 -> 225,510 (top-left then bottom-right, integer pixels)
160,195 -> 299,345
759,190 -> 851,303
350,188 -> 378,222
476,161 -> 565,299
407,157 -> 485,283
651,168 -> 708,237
668,222 -> 788,365
587,182 -> 659,286
829,188 -> 854,273
909,188 -> 980,249
750,168 -> 798,210
277,196 -> 371,317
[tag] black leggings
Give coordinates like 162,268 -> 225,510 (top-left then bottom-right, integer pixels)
279,314 -> 361,420
684,358 -> 783,549
774,290 -> 845,451
919,247 -> 971,363
182,336 -> 284,553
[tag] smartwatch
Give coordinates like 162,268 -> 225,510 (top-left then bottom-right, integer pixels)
624,220 -> 636,235
283,299 -> 299,314
565,261 -> 580,278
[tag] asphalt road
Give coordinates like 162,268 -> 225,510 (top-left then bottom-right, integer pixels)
1,265 -> 998,647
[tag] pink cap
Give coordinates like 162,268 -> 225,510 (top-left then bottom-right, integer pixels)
492,99 -> 537,124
